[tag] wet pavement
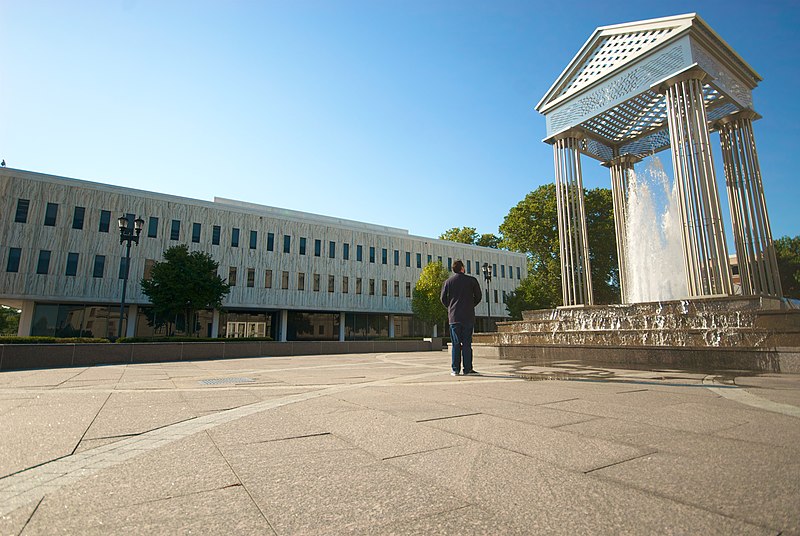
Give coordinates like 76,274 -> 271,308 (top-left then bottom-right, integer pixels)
1,351 -> 798,535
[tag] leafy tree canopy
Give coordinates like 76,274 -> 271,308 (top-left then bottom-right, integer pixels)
775,235 -> 800,299
140,245 -> 230,336
0,306 -> 21,336
412,261 -> 449,334
500,183 -> 619,318
439,227 -> 500,249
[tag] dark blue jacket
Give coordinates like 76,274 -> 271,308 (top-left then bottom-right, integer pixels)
440,272 -> 483,324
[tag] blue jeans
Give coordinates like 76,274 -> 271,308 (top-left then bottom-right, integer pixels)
450,322 -> 474,374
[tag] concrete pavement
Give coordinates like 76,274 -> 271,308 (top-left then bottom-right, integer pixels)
1,351 -> 799,535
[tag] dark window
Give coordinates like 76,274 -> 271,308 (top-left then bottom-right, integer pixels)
494,289 -> 499,303
148,217 -> 159,238
343,276 -> 349,293
343,243 -> 349,260
517,266 -> 521,279
438,256 -> 442,264
192,223 -> 201,243
467,260 -> 471,274
406,282 -> 411,298
393,281 -> 399,297
381,280 -> 388,296
298,272 -> 305,291
328,275 -> 334,292
314,239 -> 321,257
254,231 -> 261,250
72,207 -> 85,230
382,249 -> 388,265
228,267 -> 237,286
170,220 -> 181,241
357,245 -> 363,262
212,225 -> 221,245
14,199 -> 30,223
265,270 -> 273,288
300,237 -> 307,255
93,255 -> 106,278
394,250 -> 399,266
265,232 -> 273,251
36,250 -> 51,274
501,265 -> 506,278
492,264 -> 497,277
447,257 -> 452,271
416,253 -> 421,268
119,256 -> 129,279
283,235 -> 291,253
369,279 -> 375,295
282,271 -> 289,289
356,277 -> 362,294
329,241 -> 335,259
369,247 -> 375,263
7,248 -> 21,272
313,273 -> 320,292
231,228 -> 240,247
427,254 -> 432,264
44,203 -> 58,226
65,252 -> 79,276
405,252 -> 410,267
99,210 -> 111,233
247,268 -> 255,288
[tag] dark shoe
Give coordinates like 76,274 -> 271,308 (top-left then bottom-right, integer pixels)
464,370 -> 479,375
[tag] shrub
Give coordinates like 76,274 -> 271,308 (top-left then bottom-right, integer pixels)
0,337 -> 111,344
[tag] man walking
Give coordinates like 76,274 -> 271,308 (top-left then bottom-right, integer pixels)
440,259 -> 483,376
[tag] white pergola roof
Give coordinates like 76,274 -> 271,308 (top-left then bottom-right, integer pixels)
536,14 -> 762,161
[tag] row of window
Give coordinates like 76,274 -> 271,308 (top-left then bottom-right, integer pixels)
12,199 -> 522,279
6,248 -> 124,279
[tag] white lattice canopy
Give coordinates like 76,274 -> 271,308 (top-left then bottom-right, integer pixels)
536,13 -> 761,161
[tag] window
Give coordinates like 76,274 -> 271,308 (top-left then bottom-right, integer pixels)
494,289 -> 499,303
447,258 -> 452,271
148,217 -> 159,238
416,253 -> 421,268
72,207 -> 85,230
328,275 -> 335,292
118,257 -> 129,279
313,273 -> 320,292
501,265 -> 506,278
382,248 -> 387,264
298,272 -> 305,291
329,241 -> 335,259
93,255 -> 105,278
64,253 -> 78,276
99,210 -> 111,232
503,290 -> 507,303
36,250 -> 51,274
265,269 -> 273,288
343,243 -> 350,260
394,250 -> 399,266
437,256 -> 442,264
493,264 -> 497,277
427,254 -> 432,265
314,239 -> 321,257
14,199 -> 30,223
300,237 -> 307,255
144,259 -> 155,280
282,271 -> 289,290
405,252 -> 411,267
43,203 -> 58,226
343,276 -> 349,293
7,248 -> 21,272
284,235 -> 291,254
369,279 -> 375,295
393,281 -> 399,297
517,266 -> 521,279
170,220 -> 181,241
467,260 -> 471,274
357,245 -> 363,262
254,231 -> 261,250
508,265 -> 513,279
247,268 -> 255,288
381,280 -> 388,296
265,232 -> 273,251
356,277 -> 362,294
228,267 -> 237,286
406,282 -> 411,298
369,247 -> 375,263
192,223 -> 201,243
212,225 -> 221,245
231,228 -> 240,247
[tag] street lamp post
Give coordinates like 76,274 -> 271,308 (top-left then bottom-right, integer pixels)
117,215 -> 145,339
481,263 -> 492,332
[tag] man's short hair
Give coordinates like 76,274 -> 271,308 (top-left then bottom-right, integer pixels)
453,259 -> 464,273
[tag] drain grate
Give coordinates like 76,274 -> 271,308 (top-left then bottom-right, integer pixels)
199,377 -> 255,385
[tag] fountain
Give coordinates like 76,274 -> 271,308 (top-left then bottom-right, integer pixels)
474,14 -> 800,372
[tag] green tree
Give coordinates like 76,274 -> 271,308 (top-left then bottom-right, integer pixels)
439,227 -> 479,245
774,235 -> 800,299
476,233 -> 501,249
412,261 -> 449,336
0,306 -> 21,336
500,183 -> 619,318
140,245 -> 230,336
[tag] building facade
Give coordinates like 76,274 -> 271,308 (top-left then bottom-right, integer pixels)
0,168 -> 527,340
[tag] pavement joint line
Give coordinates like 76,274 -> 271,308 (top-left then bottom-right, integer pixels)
702,375 -> 800,418
0,363 -> 454,517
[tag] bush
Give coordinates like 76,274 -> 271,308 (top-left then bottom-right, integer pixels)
116,336 -> 273,343
0,337 -> 111,344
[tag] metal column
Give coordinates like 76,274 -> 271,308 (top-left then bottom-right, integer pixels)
603,154 -> 640,303
660,68 -> 732,297
716,110 -> 782,297
552,129 -> 594,306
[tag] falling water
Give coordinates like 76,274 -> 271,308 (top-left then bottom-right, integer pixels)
624,156 -> 688,303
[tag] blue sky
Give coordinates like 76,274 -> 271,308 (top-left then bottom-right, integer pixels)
1,0 -> 798,243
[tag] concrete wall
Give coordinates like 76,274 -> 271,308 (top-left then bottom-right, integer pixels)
0,339 -> 444,371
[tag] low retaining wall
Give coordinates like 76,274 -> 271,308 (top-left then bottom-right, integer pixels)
0,338 -> 444,372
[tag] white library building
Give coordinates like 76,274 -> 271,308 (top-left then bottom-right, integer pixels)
0,168 -> 527,340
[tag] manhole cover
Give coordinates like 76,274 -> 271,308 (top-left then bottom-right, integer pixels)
198,377 -> 255,385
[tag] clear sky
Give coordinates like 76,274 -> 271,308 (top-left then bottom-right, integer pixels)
2,0 -> 798,243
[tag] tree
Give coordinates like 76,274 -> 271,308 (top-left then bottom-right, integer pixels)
439,227 -> 479,245
0,306 -> 21,336
774,235 -> 800,299
476,233 -> 501,249
412,261 -> 449,336
500,183 -> 619,318
140,245 -> 230,336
